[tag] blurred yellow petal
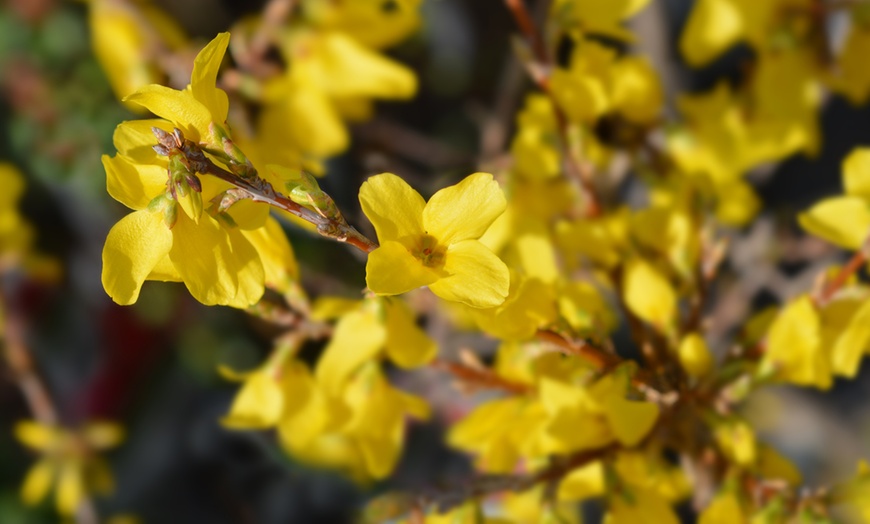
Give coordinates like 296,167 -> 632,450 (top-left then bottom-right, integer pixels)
698,492 -> 744,524
830,299 -> 870,378
384,299 -> 437,368
15,420 -> 58,451
310,297 -> 361,321
221,369 -> 284,429
359,173 -> 425,244
843,147 -> 870,200
762,296 -> 830,389
56,461 -> 84,516
678,333 -> 713,378
799,196 -> 870,250
607,488 -> 678,524
102,209 -> 173,306
423,173 -> 506,244
314,33 -> 417,99
83,422 -> 125,450
679,0 -> 743,67
622,258 -> 676,328
366,240 -> 441,295
429,240 -> 509,308
558,461 -> 604,501
20,458 -> 54,506
316,309 -> 387,394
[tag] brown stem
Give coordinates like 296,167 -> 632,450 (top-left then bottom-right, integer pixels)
504,0 -> 549,63
190,151 -> 379,254
815,249 -> 867,305
534,329 -> 618,370
431,358 -> 532,395
1,282 -> 99,524
502,0 -> 603,217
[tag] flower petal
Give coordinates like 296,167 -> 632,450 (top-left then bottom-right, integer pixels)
428,240 -> 509,308
240,217 -> 298,289
221,369 -> 284,429
383,298 -> 437,368
168,213 -> 265,308
359,173 -> 425,244
102,209 -> 173,305
20,459 -> 54,506
189,32 -> 230,124
124,84 -> 211,143
365,240 -> 440,295
56,461 -> 84,516
799,196 -> 870,250
844,148 -> 870,200
14,420 -> 58,450
423,172 -> 506,244
103,154 -> 166,211
83,422 -> 125,450
111,119 -> 173,162
316,308 -> 387,395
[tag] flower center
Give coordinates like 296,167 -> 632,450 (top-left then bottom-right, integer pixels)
413,234 -> 446,268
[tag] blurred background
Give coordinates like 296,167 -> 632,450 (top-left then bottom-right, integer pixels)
1,0 -> 870,522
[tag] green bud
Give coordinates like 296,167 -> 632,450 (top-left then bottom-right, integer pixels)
163,199 -> 178,229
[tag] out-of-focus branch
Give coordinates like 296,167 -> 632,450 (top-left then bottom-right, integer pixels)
502,0 -> 602,217
1,280 -> 99,524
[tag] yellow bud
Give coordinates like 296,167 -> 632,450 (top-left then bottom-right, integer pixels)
678,333 -> 713,378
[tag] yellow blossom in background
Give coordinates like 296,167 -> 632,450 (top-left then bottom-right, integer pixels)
16,420 -> 123,516
301,0 -> 423,50
760,295 -> 830,389
101,33 -> 295,308
86,0 -> 186,106
359,172 -> 510,308
552,0 -> 651,41
801,148 -> 870,251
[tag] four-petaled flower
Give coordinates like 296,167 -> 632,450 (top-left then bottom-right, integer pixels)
359,172 -> 510,308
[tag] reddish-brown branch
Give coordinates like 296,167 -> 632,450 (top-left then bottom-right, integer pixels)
1,282 -> 99,524
815,249 -> 867,305
504,0 -> 549,63
432,358 -> 532,395
534,329 -> 618,370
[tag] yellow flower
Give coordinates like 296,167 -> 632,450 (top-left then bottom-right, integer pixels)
101,33 -> 295,308
800,148 -> 870,250
359,172 -> 510,308
302,0 -> 423,50
760,295 -> 831,389
552,0 -> 651,41
87,0 -> 186,105
16,420 -> 124,516
314,296 -> 437,395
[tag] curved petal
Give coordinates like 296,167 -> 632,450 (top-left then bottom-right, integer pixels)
102,209 -> 173,305
147,253 -> 182,282
189,32 -> 230,123
359,173 -> 425,244
111,119 -> 173,162
423,172 -> 506,244
365,240 -> 440,295
428,240 -> 509,308
315,33 -> 417,99
56,461 -> 84,516
799,196 -> 870,250
168,213 -> 265,308
20,459 -> 53,506
14,420 -> 58,450
843,148 -> 870,200
104,154 -> 166,210
383,298 -> 437,368
240,217 -> 298,288
316,308 -> 387,394
124,85 -> 211,143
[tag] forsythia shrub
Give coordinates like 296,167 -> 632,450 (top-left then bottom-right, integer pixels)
5,0 -> 870,522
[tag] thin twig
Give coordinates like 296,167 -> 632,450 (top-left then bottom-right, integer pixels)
431,358 -> 532,395
502,0 -> 603,216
